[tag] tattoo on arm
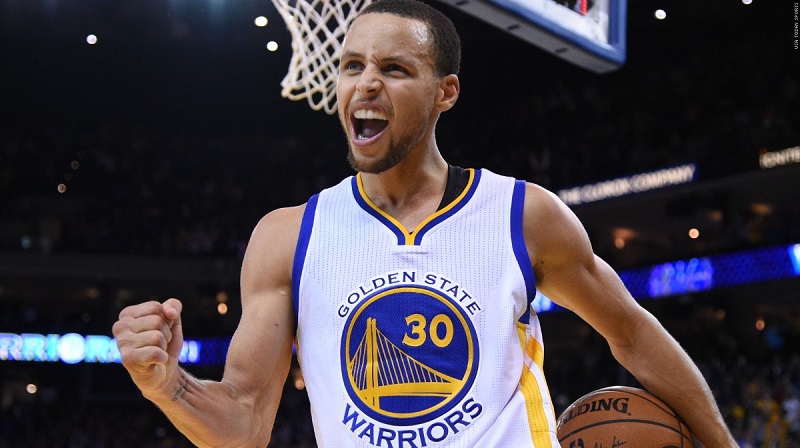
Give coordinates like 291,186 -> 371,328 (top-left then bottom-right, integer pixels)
171,373 -> 190,402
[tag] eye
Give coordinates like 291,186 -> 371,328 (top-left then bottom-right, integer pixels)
341,60 -> 364,72
384,64 -> 408,74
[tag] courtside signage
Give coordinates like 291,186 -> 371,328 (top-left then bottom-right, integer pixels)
0,333 -> 202,364
538,243 -> 800,312
557,163 -> 697,206
759,146 -> 800,169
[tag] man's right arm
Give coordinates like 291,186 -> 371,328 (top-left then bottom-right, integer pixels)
112,205 -> 305,448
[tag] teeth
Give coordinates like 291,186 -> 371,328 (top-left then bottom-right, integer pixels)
354,109 -> 387,120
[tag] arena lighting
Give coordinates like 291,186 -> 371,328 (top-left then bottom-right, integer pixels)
791,244 -> 800,275
532,291 -> 555,313
0,333 -> 225,365
217,302 -> 229,315
621,243 -> 800,300
538,243 -> 800,313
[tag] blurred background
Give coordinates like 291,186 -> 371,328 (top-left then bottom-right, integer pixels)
1,0 -> 798,446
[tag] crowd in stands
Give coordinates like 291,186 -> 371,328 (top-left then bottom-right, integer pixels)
1,3 -> 799,447
1,24 -> 797,265
1,299 -> 798,447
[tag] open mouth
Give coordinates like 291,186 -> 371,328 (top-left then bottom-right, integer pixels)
353,109 -> 388,141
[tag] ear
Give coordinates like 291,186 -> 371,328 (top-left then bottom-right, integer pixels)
435,74 -> 460,112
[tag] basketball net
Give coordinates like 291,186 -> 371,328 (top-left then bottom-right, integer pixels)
270,0 -> 374,114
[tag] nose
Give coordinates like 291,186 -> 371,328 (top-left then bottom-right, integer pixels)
355,65 -> 381,97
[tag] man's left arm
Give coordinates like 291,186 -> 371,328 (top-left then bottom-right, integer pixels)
522,183 -> 737,448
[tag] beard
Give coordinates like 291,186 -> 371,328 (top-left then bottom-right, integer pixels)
344,108 -> 432,174
346,137 -> 411,174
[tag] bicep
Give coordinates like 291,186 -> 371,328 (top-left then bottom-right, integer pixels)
524,184 -> 647,348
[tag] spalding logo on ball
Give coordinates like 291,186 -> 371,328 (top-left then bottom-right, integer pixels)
556,386 -> 696,448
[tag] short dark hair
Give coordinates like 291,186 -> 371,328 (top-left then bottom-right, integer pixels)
357,0 -> 461,76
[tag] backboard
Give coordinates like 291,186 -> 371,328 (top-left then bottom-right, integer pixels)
436,0 -> 627,73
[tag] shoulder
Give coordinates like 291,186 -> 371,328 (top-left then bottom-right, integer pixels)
521,182 -> 572,225
240,204 -> 308,295
249,176 -> 355,248
250,204 -> 308,247
520,181 -> 593,267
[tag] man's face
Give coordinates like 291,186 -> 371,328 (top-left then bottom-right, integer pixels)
337,13 -> 442,174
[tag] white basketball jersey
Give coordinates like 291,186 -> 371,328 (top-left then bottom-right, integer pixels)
292,169 -> 560,447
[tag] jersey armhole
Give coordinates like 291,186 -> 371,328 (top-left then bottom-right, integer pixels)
291,194 -> 320,330
511,180 -> 537,324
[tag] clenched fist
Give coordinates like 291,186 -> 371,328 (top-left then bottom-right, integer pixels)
112,298 -> 184,399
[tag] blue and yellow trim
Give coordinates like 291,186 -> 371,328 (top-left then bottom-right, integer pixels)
351,169 -> 481,246
292,194 -> 319,329
511,179 -> 537,324
517,321 -> 556,447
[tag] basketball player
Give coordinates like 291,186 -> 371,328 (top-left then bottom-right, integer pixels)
112,0 -> 737,446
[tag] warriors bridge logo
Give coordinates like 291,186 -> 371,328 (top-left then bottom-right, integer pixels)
340,285 -> 480,428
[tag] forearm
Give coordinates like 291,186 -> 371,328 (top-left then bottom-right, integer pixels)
143,368 -> 270,448
611,315 -> 736,448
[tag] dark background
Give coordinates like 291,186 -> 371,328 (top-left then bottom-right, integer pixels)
1,0 -> 799,446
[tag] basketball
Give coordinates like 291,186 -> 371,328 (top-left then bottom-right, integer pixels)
556,386 -> 695,448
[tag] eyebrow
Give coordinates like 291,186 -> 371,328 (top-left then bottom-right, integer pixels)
340,51 -> 362,62
381,56 -> 416,66
339,51 -> 416,67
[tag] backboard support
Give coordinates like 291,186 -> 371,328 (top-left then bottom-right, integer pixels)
436,0 -> 627,74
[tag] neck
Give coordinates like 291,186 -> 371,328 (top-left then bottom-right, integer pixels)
359,152 -> 449,228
